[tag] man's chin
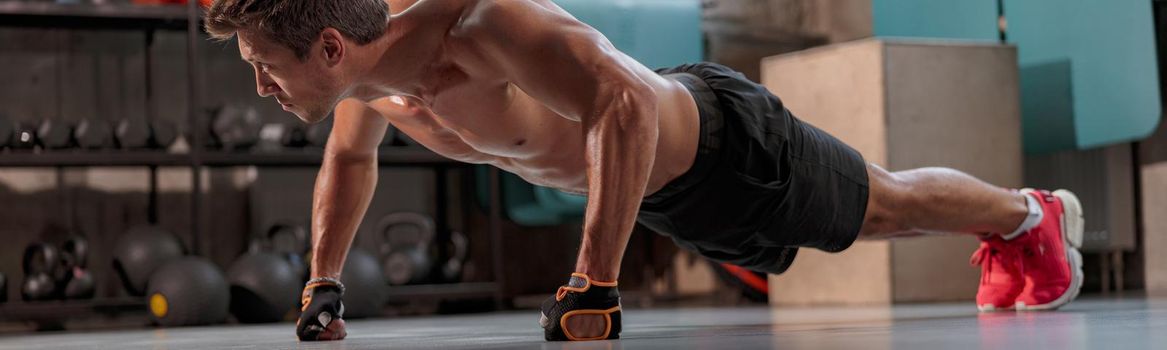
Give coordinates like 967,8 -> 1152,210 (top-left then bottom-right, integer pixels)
294,110 -> 329,124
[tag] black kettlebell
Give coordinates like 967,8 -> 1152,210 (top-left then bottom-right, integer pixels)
22,273 -> 55,301
61,236 -> 89,269
376,212 -> 436,285
63,268 -> 95,299
251,222 -> 311,282
61,237 -> 95,299
441,231 -> 469,282
22,243 -> 60,301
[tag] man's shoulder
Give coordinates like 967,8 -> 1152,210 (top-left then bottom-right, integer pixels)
453,0 -> 566,39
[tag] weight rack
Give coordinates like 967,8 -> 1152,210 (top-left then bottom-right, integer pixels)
0,1 -> 505,328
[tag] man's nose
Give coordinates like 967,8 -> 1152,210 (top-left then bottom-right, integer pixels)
256,72 -> 279,97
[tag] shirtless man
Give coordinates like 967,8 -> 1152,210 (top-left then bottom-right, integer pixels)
205,0 -> 1085,342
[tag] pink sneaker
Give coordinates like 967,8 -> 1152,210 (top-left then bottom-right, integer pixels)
1012,189 -> 1085,311
971,235 -> 1024,312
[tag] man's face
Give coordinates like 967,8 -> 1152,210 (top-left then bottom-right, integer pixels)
238,31 -> 344,124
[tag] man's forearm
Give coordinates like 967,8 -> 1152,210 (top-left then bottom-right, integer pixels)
311,153 -> 379,279
574,87 -> 659,282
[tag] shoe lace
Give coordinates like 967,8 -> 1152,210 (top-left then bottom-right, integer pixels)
970,241 -> 1024,285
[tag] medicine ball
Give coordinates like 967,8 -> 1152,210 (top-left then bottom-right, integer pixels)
146,257 -> 230,327
226,252 -> 301,323
112,226 -> 185,296
340,249 -> 387,319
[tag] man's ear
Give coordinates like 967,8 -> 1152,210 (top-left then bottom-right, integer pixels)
320,28 -> 345,66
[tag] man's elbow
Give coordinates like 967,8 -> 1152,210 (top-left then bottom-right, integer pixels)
323,146 -> 378,167
611,83 -> 659,134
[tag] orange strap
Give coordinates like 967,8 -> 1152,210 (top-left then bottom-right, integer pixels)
556,272 -> 618,301
301,281 -> 341,309
560,306 -> 621,341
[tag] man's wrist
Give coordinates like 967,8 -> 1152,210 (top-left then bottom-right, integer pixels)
305,277 -> 346,295
572,263 -> 618,283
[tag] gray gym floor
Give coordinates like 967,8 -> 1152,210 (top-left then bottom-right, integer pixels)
1,296 -> 1164,349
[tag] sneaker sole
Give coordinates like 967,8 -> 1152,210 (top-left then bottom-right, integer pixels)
1015,189 -> 1084,311
977,304 -> 1015,312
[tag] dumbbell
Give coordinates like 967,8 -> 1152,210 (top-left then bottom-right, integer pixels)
61,236 -> 95,300
116,118 -> 152,150
210,105 -> 262,151
377,212 -> 436,285
186,107 -> 221,149
305,118 -> 332,148
281,124 -> 309,148
257,123 -> 307,149
12,122 -> 39,150
75,118 -> 117,150
37,119 -> 76,150
22,243 -> 60,301
0,114 -> 15,149
150,119 -> 178,150
117,118 -> 179,151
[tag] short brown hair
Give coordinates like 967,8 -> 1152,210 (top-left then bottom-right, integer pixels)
205,0 -> 390,60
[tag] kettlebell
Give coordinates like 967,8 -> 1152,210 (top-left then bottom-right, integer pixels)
22,243 -> 60,301
376,212 -> 436,285
61,237 -> 95,299
251,222 -> 311,282
441,231 -> 470,282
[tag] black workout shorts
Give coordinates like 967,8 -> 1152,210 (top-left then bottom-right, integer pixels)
639,62 -> 870,275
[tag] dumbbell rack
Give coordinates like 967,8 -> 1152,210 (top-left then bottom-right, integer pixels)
0,2 -> 505,329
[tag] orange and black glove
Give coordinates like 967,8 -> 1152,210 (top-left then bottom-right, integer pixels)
296,279 -> 347,341
539,273 -> 622,341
